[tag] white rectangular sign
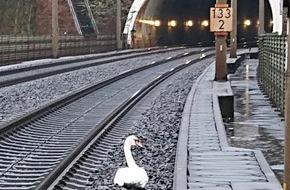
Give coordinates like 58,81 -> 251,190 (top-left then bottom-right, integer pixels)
210,7 -> 233,32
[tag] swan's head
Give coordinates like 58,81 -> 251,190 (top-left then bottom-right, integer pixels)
126,135 -> 143,147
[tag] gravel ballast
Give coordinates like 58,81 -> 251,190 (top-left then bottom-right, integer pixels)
85,59 -> 213,190
0,50 -> 213,189
0,49 -> 202,126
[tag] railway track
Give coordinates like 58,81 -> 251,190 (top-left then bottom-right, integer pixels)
0,49 -> 214,189
0,46 -> 206,88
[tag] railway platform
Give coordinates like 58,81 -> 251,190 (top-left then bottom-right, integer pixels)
173,50 -> 283,190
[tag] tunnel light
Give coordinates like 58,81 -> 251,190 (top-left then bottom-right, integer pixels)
139,19 -> 161,27
201,20 -> 209,27
154,20 -> 161,27
244,19 -> 251,26
139,19 -> 152,25
270,20 -> 273,26
185,20 -> 193,27
168,20 -> 177,27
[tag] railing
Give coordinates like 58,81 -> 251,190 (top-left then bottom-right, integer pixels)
70,0 -> 98,35
0,35 -> 116,65
258,34 -> 287,115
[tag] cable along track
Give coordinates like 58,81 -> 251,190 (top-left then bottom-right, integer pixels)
0,51 -> 213,189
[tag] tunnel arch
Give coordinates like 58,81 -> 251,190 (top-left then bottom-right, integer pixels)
123,0 -> 148,45
268,0 -> 282,33
124,0 -> 277,48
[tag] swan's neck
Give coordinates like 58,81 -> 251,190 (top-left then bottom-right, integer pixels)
124,141 -> 138,168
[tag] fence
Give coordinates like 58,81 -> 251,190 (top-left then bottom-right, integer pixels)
0,35 -> 116,65
258,34 -> 287,115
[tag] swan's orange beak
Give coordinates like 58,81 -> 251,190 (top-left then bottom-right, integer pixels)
135,139 -> 143,147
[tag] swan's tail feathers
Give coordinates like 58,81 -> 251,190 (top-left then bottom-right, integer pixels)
140,176 -> 149,188
114,179 -> 124,187
114,169 -> 124,186
140,168 -> 149,188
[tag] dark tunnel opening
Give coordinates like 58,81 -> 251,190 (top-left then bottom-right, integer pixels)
132,0 -> 273,48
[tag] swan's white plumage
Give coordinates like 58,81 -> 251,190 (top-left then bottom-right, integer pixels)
113,135 -> 149,188
114,166 -> 148,188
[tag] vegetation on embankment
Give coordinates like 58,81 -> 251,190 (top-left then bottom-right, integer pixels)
0,0 -> 134,35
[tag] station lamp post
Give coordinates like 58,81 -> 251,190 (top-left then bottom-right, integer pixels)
230,0 -> 237,58
282,0 -> 289,35
116,0 -> 122,50
258,0 -> 265,34
52,0 -> 59,58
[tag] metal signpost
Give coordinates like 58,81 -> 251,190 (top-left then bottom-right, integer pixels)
210,1 -> 232,81
210,6 -> 232,33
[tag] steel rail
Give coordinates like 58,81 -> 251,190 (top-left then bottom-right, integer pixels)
0,50 -> 214,189
38,53 -> 215,190
0,48 -> 212,136
0,47 -> 213,88
0,46 -> 184,76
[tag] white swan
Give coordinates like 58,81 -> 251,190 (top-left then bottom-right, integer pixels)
114,135 -> 149,188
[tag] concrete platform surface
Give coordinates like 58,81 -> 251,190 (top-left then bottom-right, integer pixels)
173,54 -> 282,190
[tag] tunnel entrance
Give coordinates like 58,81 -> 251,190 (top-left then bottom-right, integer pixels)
130,0 -> 273,48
